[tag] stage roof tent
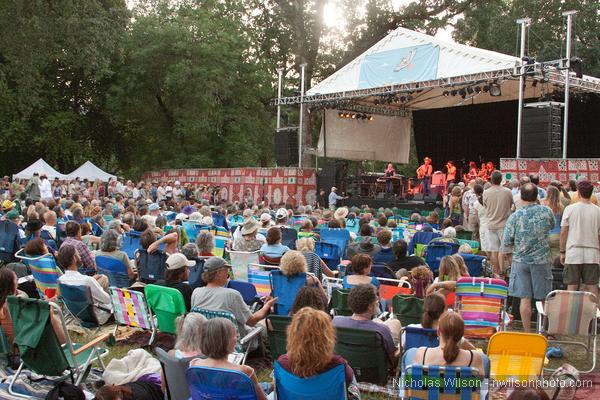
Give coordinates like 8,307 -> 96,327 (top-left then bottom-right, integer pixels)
67,161 -> 116,182
276,27 -> 600,111
13,159 -> 66,180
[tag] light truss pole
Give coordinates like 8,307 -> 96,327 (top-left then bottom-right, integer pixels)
298,63 -> 307,168
515,17 -> 530,159
562,10 -> 577,159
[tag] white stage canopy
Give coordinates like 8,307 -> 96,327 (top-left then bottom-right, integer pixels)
67,161 -> 116,182
12,159 -> 66,180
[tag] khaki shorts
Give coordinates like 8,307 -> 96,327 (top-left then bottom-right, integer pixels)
563,264 -> 600,286
487,228 -> 504,252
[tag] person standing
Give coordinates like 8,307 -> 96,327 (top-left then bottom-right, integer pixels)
384,163 -> 395,194
446,161 -> 456,184
24,173 -> 41,201
559,180 -> 600,299
483,171 -> 514,276
416,157 -> 433,195
502,183 -> 555,332
328,187 -> 346,210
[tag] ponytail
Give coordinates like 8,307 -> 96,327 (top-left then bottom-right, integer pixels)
438,312 -> 465,364
442,336 -> 460,364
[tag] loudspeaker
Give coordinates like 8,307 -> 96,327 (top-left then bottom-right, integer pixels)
274,130 -> 298,166
522,104 -> 563,158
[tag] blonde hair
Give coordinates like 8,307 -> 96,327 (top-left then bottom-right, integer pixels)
280,250 -> 308,276
439,256 -> 460,281
295,237 -> 315,252
451,254 -> 469,276
286,307 -> 335,377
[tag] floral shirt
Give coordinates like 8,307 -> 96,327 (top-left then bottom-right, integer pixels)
502,204 -> 555,264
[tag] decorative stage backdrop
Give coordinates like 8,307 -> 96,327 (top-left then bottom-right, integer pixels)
142,168 -> 317,206
500,159 -> 600,186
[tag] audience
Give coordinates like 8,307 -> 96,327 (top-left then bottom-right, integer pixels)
157,253 -> 195,311
289,286 -> 328,315
95,229 -> 136,279
295,237 -> 336,280
386,239 -> 425,272
259,227 -> 290,260
371,229 -> 394,264
342,254 -> 380,289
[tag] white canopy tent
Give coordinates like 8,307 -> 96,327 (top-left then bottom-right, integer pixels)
67,161 -> 116,182
12,158 -> 66,180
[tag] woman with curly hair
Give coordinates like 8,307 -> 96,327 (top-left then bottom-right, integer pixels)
279,250 -> 325,294
276,307 -> 360,399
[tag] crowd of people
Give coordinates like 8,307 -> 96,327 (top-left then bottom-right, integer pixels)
0,169 -> 598,399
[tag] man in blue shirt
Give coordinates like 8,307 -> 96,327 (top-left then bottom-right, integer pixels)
328,187 -> 346,210
502,183 -> 554,332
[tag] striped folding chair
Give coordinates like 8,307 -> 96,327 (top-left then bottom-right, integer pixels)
108,287 -> 157,345
403,364 -> 482,400
536,290 -> 598,372
247,263 -> 273,297
454,277 -> 509,339
487,332 -> 547,382
228,251 -> 260,281
15,249 -> 62,299
199,225 -> 230,258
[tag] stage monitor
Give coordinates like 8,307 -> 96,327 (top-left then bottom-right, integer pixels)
317,109 -> 411,163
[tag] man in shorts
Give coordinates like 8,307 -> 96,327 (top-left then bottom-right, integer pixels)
503,183 -> 555,332
560,180 -> 600,299
483,170 -> 513,276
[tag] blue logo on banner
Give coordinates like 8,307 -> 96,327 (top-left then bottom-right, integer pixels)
358,44 -> 440,89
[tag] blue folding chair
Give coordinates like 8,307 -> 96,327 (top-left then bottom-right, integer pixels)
58,284 -> 102,329
137,249 -> 167,283
320,228 -> 350,258
182,221 -> 201,243
371,264 -> 396,280
96,255 -> 130,288
212,212 -> 228,230
228,280 -> 259,306
274,360 -> 346,400
314,241 -> 342,271
459,253 -> 485,277
281,227 -> 298,250
187,366 -> 258,400
425,243 -> 455,275
270,270 -> 307,315
408,231 -> 441,255
403,326 -> 439,352
121,230 -> 143,259
346,218 -> 359,234
188,257 -> 207,289
391,227 -> 404,242
163,211 -> 176,222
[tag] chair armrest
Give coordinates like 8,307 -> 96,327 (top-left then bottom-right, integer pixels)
240,325 -> 263,346
535,301 -> 545,316
72,333 -> 111,356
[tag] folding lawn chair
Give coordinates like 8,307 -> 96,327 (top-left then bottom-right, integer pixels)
266,315 -> 292,361
58,284 -> 105,329
270,270 -> 307,315
144,284 -> 186,334
155,347 -> 194,400
121,230 -> 143,259
392,294 -> 424,326
402,364 -> 482,400
487,331 -> 547,382
109,287 -> 157,345
15,249 -> 62,299
274,361 -> 346,400
425,243 -> 456,275
228,280 -> 259,307
137,249 -> 167,283
459,253 -> 486,277
377,278 -> 412,302
247,263 -> 273,297
330,288 -> 352,316
96,255 -> 130,288
402,326 -> 439,352
187,366 -> 258,400
229,250 -> 260,281
320,228 -> 350,257
315,241 -> 342,271
408,231 -> 441,256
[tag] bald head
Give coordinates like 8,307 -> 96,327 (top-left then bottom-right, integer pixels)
520,183 -> 538,203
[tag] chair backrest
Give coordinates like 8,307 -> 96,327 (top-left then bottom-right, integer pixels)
543,290 -> 598,336
228,280 -> 258,305
266,315 -> 292,361
334,326 -> 389,385
186,366 -> 258,400
371,264 -> 396,280
182,220 -> 201,242
16,251 -> 62,298
404,364 -> 481,400
121,230 -> 143,259
188,258 -> 207,290
155,347 -> 193,400
274,360 -> 346,400
403,326 -> 439,352
314,241 -> 342,271
455,277 -> 508,339
280,227 -> 298,250
260,253 -> 282,266
408,231 -> 441,254
331,288 -> 352,316
425,243 -> 455,275
320,228 -> 350,257
392,295 -> 424,326
378,280 -> 412,301
144,284 -> 186,334
456,230 -> 473,240
58,284 -> 100,328
391,227 -> 404,242
459,253 -> 485,277
96,255 -> 130,288
109,287 -> 155,331
137,249 -> 167,283
229,251 -> 260,281
487,332 -> 547,382
247,263 -> 272,297
270,270 -> 306,315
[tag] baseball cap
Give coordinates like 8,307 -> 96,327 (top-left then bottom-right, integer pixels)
175,213 -> 188,221
203,257 -> 231,272
260,213 -> 272,222
275,208 -> 288,220
165,253 -> 196,270
5,210 -> 20,220
148,203 -> 160,212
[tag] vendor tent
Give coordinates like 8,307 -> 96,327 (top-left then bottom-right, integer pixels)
12,159 -> 66,180
67,161 -> 116,182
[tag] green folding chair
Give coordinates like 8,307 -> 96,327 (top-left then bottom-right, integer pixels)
266,315 -> 292,361
335,326 -> 392,385
144,284 -> 186,334
392,294 -> 424,326
7,296 -> 109,398
330,288 -> 352,316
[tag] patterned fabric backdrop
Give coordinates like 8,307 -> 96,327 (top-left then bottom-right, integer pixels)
141,168 -> 317,206
500,158 -> 600,187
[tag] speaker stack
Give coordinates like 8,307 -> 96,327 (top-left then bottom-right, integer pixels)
274,130 -> 298,166
522,102 -> 563,158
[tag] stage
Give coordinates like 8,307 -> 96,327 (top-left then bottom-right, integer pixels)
341,196 -> 441,211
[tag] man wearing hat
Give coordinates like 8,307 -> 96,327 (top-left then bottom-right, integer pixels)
232,219 -> 264,252
1,200 -> 15,215
274,208 -> 289,228
191,257 -> 277,337
334,207 -> 349,221
156,253 -> 196,311
328,187 -> 346,211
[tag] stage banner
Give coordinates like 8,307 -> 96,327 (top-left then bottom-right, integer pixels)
358,44 -> 440,89
317,109 -> 411,163
142,167 -> 317,207
500,158 -> 600,187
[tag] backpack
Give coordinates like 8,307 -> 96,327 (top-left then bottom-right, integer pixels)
0,220 -> 20,263
545,363 -> 580,400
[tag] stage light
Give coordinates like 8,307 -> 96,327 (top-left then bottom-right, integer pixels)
489,83 -> 502,97
474,86 -> 482,93
351,113 -> 356,119
483,85 -> 490,93
571,57 -> 583,79
443,90 -> 449,97
466,87 -> 474,94
338,112 -> 344,118
450,90 -> 457,96
458,89 -> 466,99
368,116 -> 374,121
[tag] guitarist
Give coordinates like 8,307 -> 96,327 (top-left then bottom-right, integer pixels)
416,157 -> 433,196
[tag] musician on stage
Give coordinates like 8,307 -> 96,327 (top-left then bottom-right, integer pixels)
446,160 -> 456,184
416,157 -> 433,195
384,163 -> 395,194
